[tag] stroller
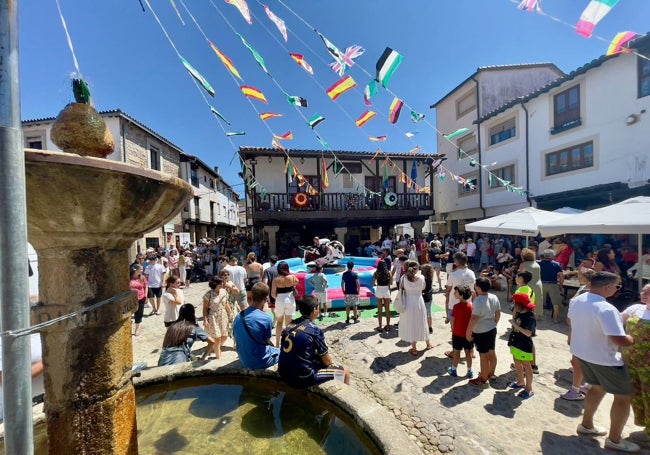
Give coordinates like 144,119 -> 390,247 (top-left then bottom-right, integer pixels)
188,263 -> 210,283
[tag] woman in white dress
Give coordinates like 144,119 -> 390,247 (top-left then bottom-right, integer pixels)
398,260 -> 432,355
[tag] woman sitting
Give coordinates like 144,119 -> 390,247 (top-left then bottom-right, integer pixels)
157,304 -> 215,366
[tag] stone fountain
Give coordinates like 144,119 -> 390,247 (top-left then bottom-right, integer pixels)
25,149 -> 192,454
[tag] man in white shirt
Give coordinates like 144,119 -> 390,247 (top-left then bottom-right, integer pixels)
568,272 -> 638,453
144,256 -> 165,315
445,252 -> 477,319
224,255 -> 248,310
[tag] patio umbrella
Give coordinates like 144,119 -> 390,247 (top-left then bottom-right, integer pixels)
464,207 -> 571,241
553,207 -> 585,215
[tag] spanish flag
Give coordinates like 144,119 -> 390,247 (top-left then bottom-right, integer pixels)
368,135 -> 387,142
355,110 -> 376,127
240,85 -> 268,103
274,131 -> 293,140
209,42 -> 242,80
260,112 -> 282,121
326,75 -> 357,100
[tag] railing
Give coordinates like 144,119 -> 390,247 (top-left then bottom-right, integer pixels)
253,192 -> 431,212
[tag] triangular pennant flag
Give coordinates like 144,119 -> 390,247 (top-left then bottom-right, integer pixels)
237,33 -> 269,74
225,0 -> 252,24
388,97 -> 404,124
260,112 -> 282,121
180,56 -> 214,97
210,106 -> 231,125
209,42 -> 242,80
363,79 -> 378,106
369,148 -> 382,163
375,47 -> 403,88
289,53 -> 314,75
263,5 -> 287,42
287,95 -> 308,107
307,114 -> 325,129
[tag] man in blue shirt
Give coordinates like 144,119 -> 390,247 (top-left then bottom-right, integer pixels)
538,249 -> 565,323
341,260 -> 360,324
233,282 -> 280,369
279,295 -> 350,388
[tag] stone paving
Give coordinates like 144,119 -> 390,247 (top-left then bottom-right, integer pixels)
133,278 -> 650,454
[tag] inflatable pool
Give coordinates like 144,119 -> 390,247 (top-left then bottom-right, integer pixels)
279,256 -> 379,310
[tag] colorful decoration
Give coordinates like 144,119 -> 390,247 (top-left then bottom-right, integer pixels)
209,42 -> 242,80
321,157 -> 329,190
292,191 -> 309,208
355,110 -> 376,127
316,134 -> 328,148
364,79 -> 378,106
317,31 -> 356,72
274,131 -> 293,140
307,114 -> 325,129
410,159 -> 418,183
263,5 -> 288,42
169,0 -> 185,24
405,132 -> 419,138
225,131 -> 245,136
287,95 -> 308,107
409,145 -> 421,154
576,0 -> 620,38
210,106 -> 231,125
368,135 -> 387,142
225,0 -> 252,24
384,192 -> 397,206
326,75 -> 357,100
410,109 -> 425,123
444,128 -> 470,139
289,53 -> 314,74
240,85 -> 268,103
181,56 -> 214,97
388,97 -> 404,124
260,112 -> 283,121
517,0 -> 541,12
272,138 -> 284,150
329,45 -> 365,76
606,31 -> 639,55
375,47 -> 403,88
238,33 -> 269,74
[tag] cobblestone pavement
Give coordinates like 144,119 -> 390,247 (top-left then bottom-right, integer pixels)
133,278 -> 650,455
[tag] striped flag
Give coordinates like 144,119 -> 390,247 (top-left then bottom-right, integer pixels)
263,5 -> 287,42
225,131 -> 245,137
363,79 -> 378,106
272,138 -> 284,150
210,106 -> 231,125
329,45 -> 365,76
238,34 -> 268,74
287,95 -> 308,107
209,42 -> 242,80
181,57 -> 214,97
410,110 -> 425,123
375,47 -> 403,88
355,110 -> 376,127
240,85 -> 268,103
289,53 -> 314,75
274,131 -> 293,140
326,75 -> 357,100
517,0 -> 541,12
606,31 -> 638,55
388,97 -> 404,124
444,128 -> 470,140
225,0 -> 252,24
260,112 -> 283,121
307,114 -> 325,129
317,31 -> 354,69
368,135 -> 387,142
321,157 -> 329,190
576,0 -> 620,37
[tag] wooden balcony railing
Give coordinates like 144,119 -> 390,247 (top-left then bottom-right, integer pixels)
252,192 -> 431,212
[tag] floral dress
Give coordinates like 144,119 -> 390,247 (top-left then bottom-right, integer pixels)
622,304 -> 650,430
203,288 -> 230,338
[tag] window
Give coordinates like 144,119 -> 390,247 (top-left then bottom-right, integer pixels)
489,165 -> 515,188
457,134 -> 477,159
546,142 -> 593,176
456,88 -> 477,118
365,176 -> 396,193
209,178 -> 215,189
458,173 -> 479,197
341,162 -> 362,174
190,165 -> 199,187
210,202 -> 215,223
149,145 -> 160,171
639,55 -> 650,98
553,85 -> 581,131
489,118 -> 516,145
25,133 -> 44,149
145,237 -> 159,250
193,197 -> 200,218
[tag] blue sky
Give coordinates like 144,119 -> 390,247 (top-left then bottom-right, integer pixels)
18,0 -> 650,195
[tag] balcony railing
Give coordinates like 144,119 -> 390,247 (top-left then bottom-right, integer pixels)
253,192 -> 431,212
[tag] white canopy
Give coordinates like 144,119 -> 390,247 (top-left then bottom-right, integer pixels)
464,207 -> 570,237
538,197 -> 650,236
552,207 -> 585,215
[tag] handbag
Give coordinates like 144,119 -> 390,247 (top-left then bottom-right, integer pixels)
393,277 -> 407,313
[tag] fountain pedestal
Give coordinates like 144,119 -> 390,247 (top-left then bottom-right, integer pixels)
25,150 -> 193,455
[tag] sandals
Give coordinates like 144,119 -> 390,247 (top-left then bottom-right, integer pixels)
408,348 -> 419,356
444,351 -> 453,358
375,326 -> 383,332
384,325 -> 391,332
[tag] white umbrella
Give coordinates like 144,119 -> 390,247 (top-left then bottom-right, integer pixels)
465,207 -> 570,237
553,207 -> 585,215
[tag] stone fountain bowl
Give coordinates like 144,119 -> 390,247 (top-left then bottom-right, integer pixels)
25,149 -> 193,250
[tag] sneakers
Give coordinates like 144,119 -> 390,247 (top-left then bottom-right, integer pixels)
517,390 -> 534,399
353,316 -> 360,323
469,376 -> 489,387
580,383 -> 592,395
466,369 -> 474,379
604,438 -> 640,453
577,423 -> 607,436
447,367 -> 458,377
345,318 -> 350,324
429,326 -> 433,334
508,381 -> 525,389
532,364 -> 539,374
561,389 -> 585,401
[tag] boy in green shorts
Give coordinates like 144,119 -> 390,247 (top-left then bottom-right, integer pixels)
507,292 -> 536,399
515,270 -> 539,373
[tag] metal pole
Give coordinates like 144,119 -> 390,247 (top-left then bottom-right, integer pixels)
0,1 -> 35,454
638,234 -> 643,296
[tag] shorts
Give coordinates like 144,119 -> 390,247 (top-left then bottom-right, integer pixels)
424,300 -> 432,318
445,263 -> 454,274
245,277 -> 260,292
577,358 -> 633,396
430,262 -> 441,269
374,285 -> 391,299
231,292 -> 248,311
344,295 -> 359,307
452,334 -> 474,351
313,291 -> 328,305
275,292 -> 296,317
314,364 -> 345,385
473,328 -> 497,354
147,287 -> 162,298
510,346 -> 534,362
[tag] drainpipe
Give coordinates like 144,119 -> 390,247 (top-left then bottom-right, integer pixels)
0,1 -> 35,454
472,76 -> 486,219
121,118 -> 127,163
521,101 -> 532,206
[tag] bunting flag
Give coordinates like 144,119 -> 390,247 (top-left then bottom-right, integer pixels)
606,31 -> 639,55
209,42 -> 242,80
170,0 -> 185,24
321,157 -> 329,190
287,95 -> 308,107
307,114 -> 325,129
260,112 -> 283,121
210,106 -> 231,125
410,110 -> 425,123
317,31 -> 355,70
263,5 -> 287,42
289,53 -> 314,74
388,97 -> 404,124
375,47 -> 403,88
382,162 -> 389,190
410,159 -> 418,182
517,0 -> 541,12
274,131 -> 293,140
369,148 -> 382,163
272,138 -> 284,150
326,75 -> 357,100
444,127 -> 470,139
369,135 -> 387,142
237,34 -> 269,74
181,57 -> 214,97
316,134 -> 328,148
363,79 -> 378,106
575,0 -> 620,38
225,0 -> 252,24
240,85 -> 268,103
409,145 -> 421,155
329,45 -> 365,76
355,110 -> 376,127
405,132 -> 419,138
226,131 -> 246,136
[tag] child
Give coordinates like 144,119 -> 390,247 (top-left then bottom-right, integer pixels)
507,292 -> 537,399
307,264 -> 329,321
447,285 -> 474,378
514,270 -> 538,373
467,278 -> 500,387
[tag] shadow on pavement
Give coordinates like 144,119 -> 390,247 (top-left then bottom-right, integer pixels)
369,350 -> 423,373
540,430 -> 602,454
552,397 -> 584,418
483,390 -> 522,418
438,383 -> 485,408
